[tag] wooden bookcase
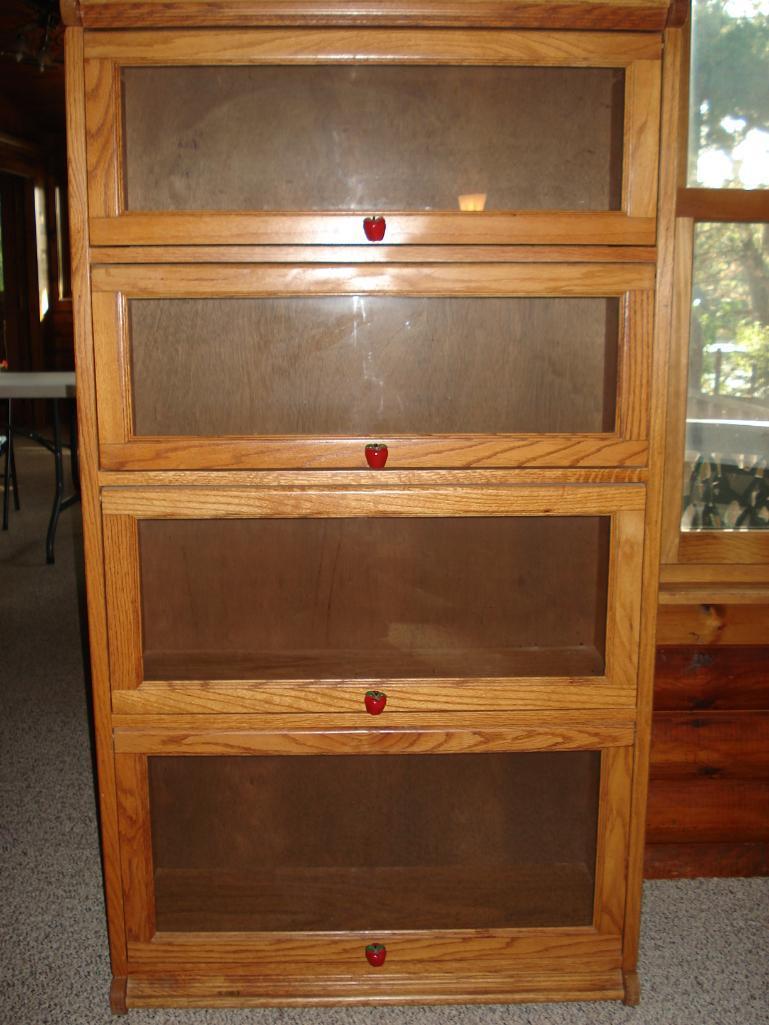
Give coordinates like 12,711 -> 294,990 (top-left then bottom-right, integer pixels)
63,0 -> 679,1012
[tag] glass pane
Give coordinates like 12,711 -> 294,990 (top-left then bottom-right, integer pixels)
129,296 -> 619,436
688,0 -> 769,189
122,66 -> 624,212
139,517 -> 610,682
683,222 -> 769,530
149,751 -> 600,932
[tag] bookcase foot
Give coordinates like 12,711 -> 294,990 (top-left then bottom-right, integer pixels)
110,977 -> 128,1015
622,969 -> 640,1006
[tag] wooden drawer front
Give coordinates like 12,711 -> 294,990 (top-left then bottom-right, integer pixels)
91,263 -> 654,471
114,732 -> 631,984
84,29 -> 660,247
102,484 -> 644,715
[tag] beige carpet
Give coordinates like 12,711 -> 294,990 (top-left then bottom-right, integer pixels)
1,442 -> 767,1025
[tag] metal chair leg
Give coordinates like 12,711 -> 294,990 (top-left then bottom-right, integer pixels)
46,399 -> 64,564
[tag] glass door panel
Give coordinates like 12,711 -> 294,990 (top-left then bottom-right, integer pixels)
139,516 -> 610,683
148,751 -> 601,932
122,65 -> 624,214
128,295 -> 619,438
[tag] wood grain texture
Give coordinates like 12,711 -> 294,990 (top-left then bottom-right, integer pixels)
115,754 -> 156,942
83,28 -> 662,64
91,291 -> 129,444
677,187 -> 769,222
110,710 -> 637,732
593,746 -> 632,937
100,484 -> 647,518
644,841 -> 769,879
88,244 -> 658,265
650,711 -> 769,778
654,646 -> 769,710
622,60 -> 660,220
646,779 -> 769,843
113,715 -> 636,755
126,929 -> 621,971
102,515 -> 143,689
111,679 -> 638,716
65,25 -> 129,977
89,211 -> 657,247
658,584 -> 769,604
99,436 -> 650,472
620,21 -> 684,980
677,532 -> 769,565
122,969 -> 625,1007
97,468 -> 650,488
656,604 -> 769,646
606,510 -> 645,693
659,563 -> 769,584
76,1 -> 672,31
84,58 -> 119,219
91,261 -> 656,297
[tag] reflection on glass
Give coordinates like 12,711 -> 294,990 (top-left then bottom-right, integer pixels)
682,222 -> 769,529
688,0 -> 769,189
123,66 -> 625,212
458,193 -> 487,211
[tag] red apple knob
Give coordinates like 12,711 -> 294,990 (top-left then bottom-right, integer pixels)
365,943 -> 387,967
365,443 -> 388,469
363,215 -> 386,242
364,690 -> 387,715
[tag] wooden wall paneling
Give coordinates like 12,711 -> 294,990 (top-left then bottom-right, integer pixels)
644,841 -> 769,879
656,604 -> 769,646
654,646 -> 769,710
650,711 -> 769,779
646,779 -> 769,844
65,25 -> 129,977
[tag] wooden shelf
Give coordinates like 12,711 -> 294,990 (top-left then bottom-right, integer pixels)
154,863 -> 596,932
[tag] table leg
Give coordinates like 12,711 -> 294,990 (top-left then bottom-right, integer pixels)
3,397 -> 20,530
69,397 -> 80,494
46,398 -> 64,564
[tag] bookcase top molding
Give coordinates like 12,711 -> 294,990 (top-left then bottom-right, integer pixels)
62,0 -> 681,31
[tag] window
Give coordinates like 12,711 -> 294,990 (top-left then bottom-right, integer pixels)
679,0 -> 769,535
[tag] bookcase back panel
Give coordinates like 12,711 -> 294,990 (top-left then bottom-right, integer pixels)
139,515 -> 610,682
122,65 -> 624,214
128,295 -> 619,437
148,750 -> 601,931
